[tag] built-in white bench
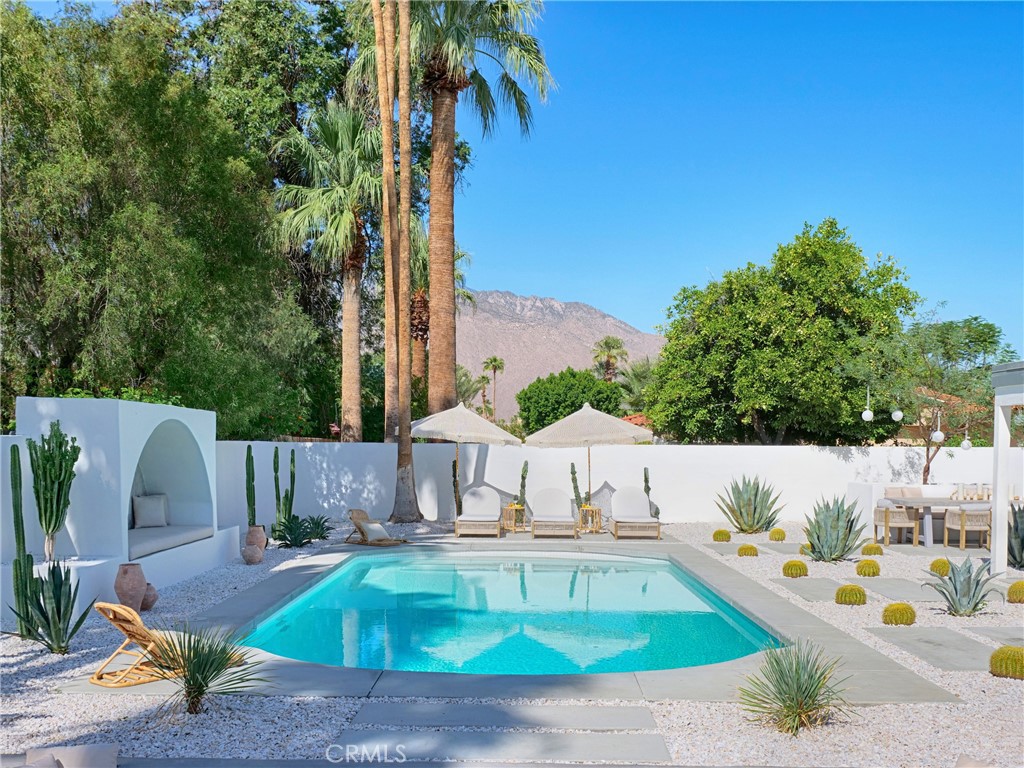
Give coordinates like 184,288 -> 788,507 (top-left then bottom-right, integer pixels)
128,525 -> 214,560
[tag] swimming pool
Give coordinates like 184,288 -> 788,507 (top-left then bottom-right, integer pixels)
243,552 -> 780,675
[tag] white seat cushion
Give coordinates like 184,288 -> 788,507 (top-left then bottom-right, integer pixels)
360,520 -> 391,542
129,525 -> 213,559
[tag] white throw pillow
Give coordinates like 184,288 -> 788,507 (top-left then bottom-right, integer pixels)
132,494 -> 168,528
25,744 -> 118,768
360,520 -> 390,542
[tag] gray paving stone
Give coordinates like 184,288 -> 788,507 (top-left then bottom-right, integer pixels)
352,702 -> 656,729
868,627 -> 996,671
762,542 -> 804,554
851,578 -> 943,601
370,668 -> 644,700
331,730 -> 672,763
703,541 -> 759,555
770,577 -> 844,601
970,626 -> 1024,645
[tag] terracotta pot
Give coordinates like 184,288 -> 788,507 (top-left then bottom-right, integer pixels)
242,544 -> 263,565
114,563 -> 147,612
140,583 -> 159,611
245,524 -> 268,551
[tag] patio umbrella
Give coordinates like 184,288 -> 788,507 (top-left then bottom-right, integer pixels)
524,403 -> 652,498
411,402 -> 521,480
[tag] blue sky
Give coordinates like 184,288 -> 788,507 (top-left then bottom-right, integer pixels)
454,1 -> 1024,353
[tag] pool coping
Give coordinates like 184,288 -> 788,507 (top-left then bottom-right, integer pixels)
61,539 -> 959,704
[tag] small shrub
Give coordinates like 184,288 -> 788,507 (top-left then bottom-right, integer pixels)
782,560 -> 808,578
1007,580 -> 1024,604
881,603 -> 916,626
804,496 -> 867,562
989,646 -> 1024,680
835,585 -> 866,606
712,529 -> 732,543
737,544 -> 759,557
924,558 -> 1001,617
861,543 -> 883,556
929,558 -> 950,577
715,476 -> 784,534
738,638 -> 852,736
273,516 -> 311,548
12,561 -> 93,655
304,515 -> 333,541
856,559 -> 880,577
769,528 -> 786,542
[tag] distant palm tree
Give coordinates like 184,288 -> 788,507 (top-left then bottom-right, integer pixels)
619,357 -> 655,413
418,0 -> 554,416
275,102 -> 381,443
483,356 -> 505,421
592,336 -> 629,382
456,364 -> 485,406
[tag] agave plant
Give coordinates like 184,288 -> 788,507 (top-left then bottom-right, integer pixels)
150,626 -> 264,715
273,515 -> 312,548
738,638 -> 852,736
304,515 -> 333,541
1009,503 -> 1024,570
12,561 -> 93,654
924,558 -> 1002,617
803,496 -> 867,562
715,476 -> 784,534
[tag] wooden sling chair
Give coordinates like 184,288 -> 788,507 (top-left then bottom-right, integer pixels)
343,509 -> 407,547
90,602 -> 179,688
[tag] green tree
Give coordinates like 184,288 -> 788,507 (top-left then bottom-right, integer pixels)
649,219 -> 918,445
455,364 -> 484,407
619,357 -> 656,413
483,356 -> 505,421
592,336 -> 629,382
516,368 -> 622,434
275,103 -> 381,443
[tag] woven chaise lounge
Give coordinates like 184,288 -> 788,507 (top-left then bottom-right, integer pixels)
455,487 -> 502,537
344,509 -> 407,547
610,485 -> 661,539
90,602 -> 178,688
530,488 -> 577,538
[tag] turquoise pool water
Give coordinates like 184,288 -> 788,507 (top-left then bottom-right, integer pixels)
243,553 -> 779,675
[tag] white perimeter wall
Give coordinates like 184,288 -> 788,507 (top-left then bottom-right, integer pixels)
215,441 -> 1024,528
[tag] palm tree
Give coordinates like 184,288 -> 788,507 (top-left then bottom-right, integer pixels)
619,357 -> 655,413
592,336 -> 629,382
455,364 -> 484,406
483,356 -> 505,421
275,102 -> 381,443
419,1 -> 553,415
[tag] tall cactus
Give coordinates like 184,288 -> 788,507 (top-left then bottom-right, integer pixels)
570,462 -> 588,508
10,444 -> 36,638
245,445 -> 256,527
451,459 -> 462,518
518,461 -> 529,506
26,421 -> 80,562
274,446 -> 296,530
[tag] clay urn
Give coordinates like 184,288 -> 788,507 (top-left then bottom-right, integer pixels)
245,524 -> 268,551
140,583 -> 159,611
114,563 -> 147,612
242,544 -> 263,565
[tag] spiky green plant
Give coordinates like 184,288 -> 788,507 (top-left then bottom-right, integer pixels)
12,561 -> 93,654
273,447 -> 296,530
1009,503 -> 1024,569
738,638 -> 851,736
715,476 -> 783,534
150,626 -> 265,714
881,603 -> 916,626
304,515 -> 333,541
569,462 -> 588,507
989,646 -> 1024,680
803,496 -> 867,562
769,528 -> 786,542
856,559 -> 880,577
713,529 -> 732,542
861,543 -> 883,556
1008,581 -> 1024,604
782,560 -> 808,578
643,467 -> 659,518
9,444 -> 37,638
924,558 -> 1001,617
518,461 -> 529,506
273,515 -> 311,548
929,558 -> 950,577
452,459 -> 462,517
26,421 -> 81,561
737,544 -> 758,557
835,585 -> 866,605
245,445 -> 256,527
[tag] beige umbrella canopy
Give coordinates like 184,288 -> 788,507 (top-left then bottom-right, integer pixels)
525,403 -> 653,497
411,402 -> 521,483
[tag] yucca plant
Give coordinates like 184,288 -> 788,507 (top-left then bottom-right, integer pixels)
924,558 -> 1002,617
738,638 -> 852,736
304,515 -> 333,541
715,476 -> 784,534
803,496 -> 867,562
1009,503 -> 1024,569
150,626 -> 264,714
12,561 -> 93,654
273,515 -> 311,548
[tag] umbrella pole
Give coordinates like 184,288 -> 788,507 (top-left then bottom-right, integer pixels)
587,445 -> 592,502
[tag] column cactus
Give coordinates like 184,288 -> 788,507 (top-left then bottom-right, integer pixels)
452,459 -> 462,517
10,444 -> 36,638
570,463 -> 587,507
245,445 -> 256,527
274,446 -> 296,531
26,421 -> 80,562
516,461 -> 529,525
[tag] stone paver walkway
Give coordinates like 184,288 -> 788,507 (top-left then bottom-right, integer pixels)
970,626 -> 1024,645
851,577 -> 943,601
869,627 -> 996,671
770,577 -> 843,601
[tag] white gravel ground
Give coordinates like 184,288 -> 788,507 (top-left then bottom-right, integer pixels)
2,519 -> 1022,767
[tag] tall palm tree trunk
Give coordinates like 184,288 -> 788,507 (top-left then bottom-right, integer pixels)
491,369 -> 498,422
410,288 -> 429,381
411,339 -> 427,381
340,236 -> 365,442
427,86 -> 458,415
392,0 -> 421,521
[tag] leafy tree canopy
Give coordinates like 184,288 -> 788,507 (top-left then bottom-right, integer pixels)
516,368 -> 622,434
648,218 -> 919,445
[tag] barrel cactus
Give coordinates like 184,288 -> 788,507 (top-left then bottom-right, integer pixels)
768,527 -> 786,542
989,646 -> 1024,680
882,603 -> 916,626
856,559 -> 880,577
861,543 -> 883,556
929,558 -> 950,577
1007,581 -> 1024,604
737,544 -> 758,557
782,560 -> 808,578
835,584 -> 867,605
712,529 -> 732,542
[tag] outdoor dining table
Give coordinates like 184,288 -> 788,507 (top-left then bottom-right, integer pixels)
881,496 -> 984,548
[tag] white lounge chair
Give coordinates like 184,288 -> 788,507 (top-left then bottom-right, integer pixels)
455,487 -> 502,538
611,486 -> 661,540
530,488 -> 577,538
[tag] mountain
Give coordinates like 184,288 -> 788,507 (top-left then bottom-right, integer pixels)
455,290 -> 664,421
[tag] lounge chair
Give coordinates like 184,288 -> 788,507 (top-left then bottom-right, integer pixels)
611,486 -> 661,539
455,487 -> 502,537
875,487 -> 919,546
90,602 -> 179,688
344,509 -> 407,547
530,488 -> 577,538
944,502 -> 992,550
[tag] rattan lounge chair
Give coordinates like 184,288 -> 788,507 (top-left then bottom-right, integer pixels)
874,487 -> 919,546
455,487 -> 502,537
944,502 -> 992,550
90,602 -> 179,688
530,488 -> 577,538
611,486 -> 661,539
344,509 -> 407,547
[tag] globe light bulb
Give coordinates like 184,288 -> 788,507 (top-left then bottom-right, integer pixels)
861,409 -> 874,422
931,430 -> 945,444
891,409 -> 903,422
961,438 -> 972,451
